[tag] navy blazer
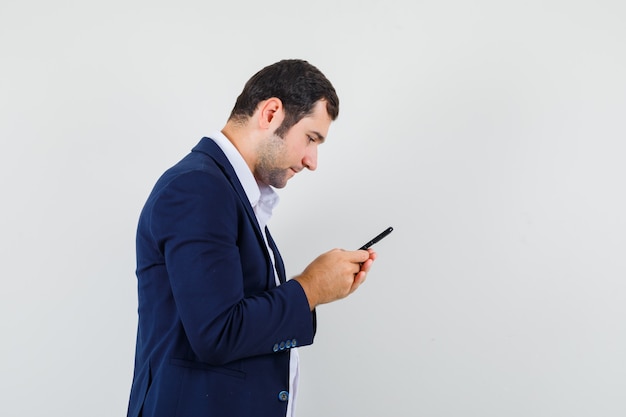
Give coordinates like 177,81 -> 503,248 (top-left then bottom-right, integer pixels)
128,137 -> 316,417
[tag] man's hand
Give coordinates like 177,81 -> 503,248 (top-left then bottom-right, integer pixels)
294,248 -> 377,310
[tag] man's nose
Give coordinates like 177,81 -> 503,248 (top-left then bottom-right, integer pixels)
303,146 -> 318,171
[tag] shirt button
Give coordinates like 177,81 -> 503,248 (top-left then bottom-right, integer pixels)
278,390 -> 289,402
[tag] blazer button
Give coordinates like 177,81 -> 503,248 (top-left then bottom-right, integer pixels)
291,339 -> 297,347
278,390 -> 289,402
273,343 -> 279,352
285,340 -> 292,349
279,341 -> 286,350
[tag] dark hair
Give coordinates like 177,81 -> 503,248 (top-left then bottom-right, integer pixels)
228,59 -> 339,137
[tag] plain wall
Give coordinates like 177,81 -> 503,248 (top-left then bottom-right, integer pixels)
1,1 -> 625,416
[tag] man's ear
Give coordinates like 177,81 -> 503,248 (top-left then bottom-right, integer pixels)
257,97 -> 284,129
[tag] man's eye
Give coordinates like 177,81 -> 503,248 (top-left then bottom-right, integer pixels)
307,136 -> 316,143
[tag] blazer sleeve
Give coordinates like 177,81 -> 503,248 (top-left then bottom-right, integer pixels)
147,169 -> 315,365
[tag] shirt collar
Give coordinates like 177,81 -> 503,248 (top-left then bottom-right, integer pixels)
209,131 -> 279,222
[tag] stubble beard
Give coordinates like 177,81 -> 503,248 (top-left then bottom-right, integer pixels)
255,133 -> 289,189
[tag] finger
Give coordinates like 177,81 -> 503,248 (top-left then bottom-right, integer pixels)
350,270 -> 367,292
352,250 -> 372,263
358,257 -> 375,272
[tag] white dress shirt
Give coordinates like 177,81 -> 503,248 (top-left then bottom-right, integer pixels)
210,131 -> 300,417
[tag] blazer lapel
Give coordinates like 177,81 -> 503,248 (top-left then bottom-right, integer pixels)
265,227 -> 286,284
192,137 -> 279,288
192,137 -> 263,235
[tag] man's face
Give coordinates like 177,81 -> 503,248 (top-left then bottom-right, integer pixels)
254,100 -> 331,188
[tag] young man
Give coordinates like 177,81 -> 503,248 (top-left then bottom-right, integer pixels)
127,59 -> 377,417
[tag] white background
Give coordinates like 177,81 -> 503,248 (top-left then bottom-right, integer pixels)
1,1 -> 625,416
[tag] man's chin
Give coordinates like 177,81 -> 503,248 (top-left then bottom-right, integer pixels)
272,180 -> 289,189
271,171 -> 294,189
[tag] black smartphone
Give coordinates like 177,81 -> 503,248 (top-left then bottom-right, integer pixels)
359,227 -> 393,250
